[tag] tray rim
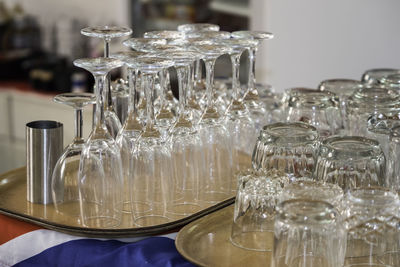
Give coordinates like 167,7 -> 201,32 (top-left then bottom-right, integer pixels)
0,166 -> 235,237
175,205 -> 235,267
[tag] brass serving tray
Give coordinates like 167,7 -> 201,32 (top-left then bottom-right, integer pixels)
0,167 -> 236,237
175,205 -> 272,267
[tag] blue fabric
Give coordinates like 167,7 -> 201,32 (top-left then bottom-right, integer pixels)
13,237 -> 194,267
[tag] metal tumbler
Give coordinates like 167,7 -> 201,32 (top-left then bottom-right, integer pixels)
26,120 -> 63,204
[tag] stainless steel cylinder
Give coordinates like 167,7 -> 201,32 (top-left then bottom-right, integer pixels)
26,120 -> 63,204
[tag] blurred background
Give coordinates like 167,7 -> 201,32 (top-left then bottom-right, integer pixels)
0,0 -> 399,173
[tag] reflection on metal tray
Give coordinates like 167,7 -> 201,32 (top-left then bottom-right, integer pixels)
0,167 -> 237,237
175,205 -> 272,267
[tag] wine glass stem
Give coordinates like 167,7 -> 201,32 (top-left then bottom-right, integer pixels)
135,70 -> 142,114
247,47 -> 257,93
176,66 -> 188,119
127,67 -> 137,114
204,58 -> 216,108
103,39 -> 113,109
194,59 -> 202,84
144,73 -> 156,129
94,75 -> 106,126
104,39 -> 110,58
187,61 -> 194,101
158,69 -> 167,109
231,53 -> 241,101
74,108 -> 84,142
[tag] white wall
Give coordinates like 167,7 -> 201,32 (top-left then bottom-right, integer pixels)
251,0 -> 400,92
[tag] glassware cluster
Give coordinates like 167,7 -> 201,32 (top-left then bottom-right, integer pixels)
239,67 -> 400,266
48,23 -> 400,266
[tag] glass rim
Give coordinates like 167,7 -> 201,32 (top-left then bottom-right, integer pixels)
260,122 -> 319,143
347,87 -> 400,113
276,199 -> 338,225
288,90 -> 339,109
382,73 -> 400,86
362,68 -> 400,84
322,135 -> 380,152
279,179 -> 343,203
346,186 -> 399,207
318,78 -> 363,95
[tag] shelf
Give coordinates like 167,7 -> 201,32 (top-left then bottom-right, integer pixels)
209,0 -> 250,18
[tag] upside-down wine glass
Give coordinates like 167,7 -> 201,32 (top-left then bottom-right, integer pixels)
231,31 -> 274,131
111,51 -> 147,214
129,56 -> 175,226
223,38 -> 259,175
156,50 -> 206,216
81,26 -> 132,138
73,57 -> 124,228
51,92 -> 96,221
192,43 -> 234,204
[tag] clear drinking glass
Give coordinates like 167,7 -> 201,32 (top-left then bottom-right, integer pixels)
51,93 -> 96,220
343,187 -> 400,266
347,87 -> 400,136
192,43 -> 234,204
313,136 -> 386,191
128,56 -> 175,226
318,78 -> 363,131
252,122 -> 320,181
231,30 -> 274,131
230,169 -> 287,251
272,199 -> 347,267
73,57 -> 124,228
111,51 -> 147,214
286,88 -> 342,137
81,26 -> 132,138
361,68 -> 400,85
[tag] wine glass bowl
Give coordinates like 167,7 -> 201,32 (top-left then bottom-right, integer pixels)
73,57 -> 124,228
128,56 -> 175,226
